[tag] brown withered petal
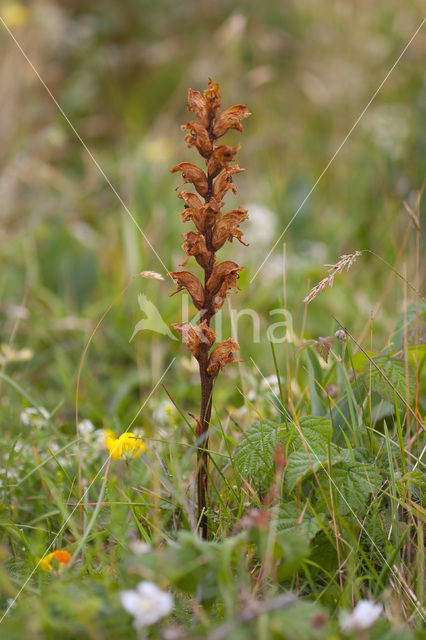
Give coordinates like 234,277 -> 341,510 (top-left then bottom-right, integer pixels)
179,198 -> 221,233
210,274 -> 241,313
178,207 -> 196,226
203,78 -> 221,118
169,271 -> 205,310
207,338 -> 241,377
207,145 -> 240,179
209,262 -> 245,313
198,200 -> 221,232
213,166 -> 245,202
211,292 -> 226,314
187,88 -> 208,127
212,208 -> 249,250
172,319 -> 216,359
212,104 -> 251,138
171,163 -> 208,198
178,190 -> 203,212
181,231 -> 212,268
182,121 -> 212,158
206,261 -> 244,296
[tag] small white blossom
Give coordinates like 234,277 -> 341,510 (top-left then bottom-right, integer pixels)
78,419 -> 95,438
244,203 -> 277,246
260,374 -> 282,396
129,540 -> 151,555
120,581 -> 173,629
340,600 -> 383,632
152,400 -> 176,426
20,407 -> 50,427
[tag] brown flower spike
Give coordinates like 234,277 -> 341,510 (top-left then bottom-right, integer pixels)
170,79 -> 250,538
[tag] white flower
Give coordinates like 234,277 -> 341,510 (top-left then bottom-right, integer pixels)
244,203 -> 277,246
129,540 -> 151,555
260,374 -> 282,396
340,600 -> 383,632
20,407 -> 50,427
78,419 -> 95,438
120,581 -> 173,629
152,400 -> 176,426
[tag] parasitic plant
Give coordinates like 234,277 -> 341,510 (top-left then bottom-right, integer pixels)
170,79 -> 250,539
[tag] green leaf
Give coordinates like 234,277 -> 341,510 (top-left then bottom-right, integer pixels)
362,355 -> 415,403
285,450 -> 327,490
392,301 -> 426,350
277,502 -> 325,541
285,446 -> 343,490
268,600 -> 330,639
317,452 -> 381,515
275,533 -> 311,581
287,417 -> 333,454
284,417 -> 338,489
234,421 -> 280,490
370,619 -> 415,640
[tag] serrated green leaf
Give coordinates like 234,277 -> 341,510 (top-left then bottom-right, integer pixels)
287,416 -> 333,454
277,502 -> 325,541
285,450 -> 327,489
317,455 -> 381,516
285,445 -> 343,490
234,421 -> 279,490
284,418 -> 339,489
362,355 -> 415,403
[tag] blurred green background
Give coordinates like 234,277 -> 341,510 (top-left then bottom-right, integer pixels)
1,0 -> 425,427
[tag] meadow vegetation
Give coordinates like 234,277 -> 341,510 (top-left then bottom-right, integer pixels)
0,1 -> 425,638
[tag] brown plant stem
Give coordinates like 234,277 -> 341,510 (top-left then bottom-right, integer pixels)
197,351 -> 213,538
196,129 -> 216,540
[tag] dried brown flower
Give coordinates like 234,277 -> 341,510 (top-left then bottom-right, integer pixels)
206,260 -> 244,296
178,195 -> 221,233
212,104 -> 251,138
172,320 -> 216,360
203,78 -> 221,118
213,165 -> 245,201
206,338 -> 241,377
212,208 -> 249,250
187,88 -> 209,127
171,162 -> 208,197
207,145 -> 240,178
169,271 -> 205,309
170,79 -> 250,539
181,121 -> 212,157
181,231 -> 212,268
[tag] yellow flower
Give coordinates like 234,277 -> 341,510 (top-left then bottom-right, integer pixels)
105,431 -> 146,460
38,549 -> 71,571
39,555 -> 53,571
1,3 -> 29,28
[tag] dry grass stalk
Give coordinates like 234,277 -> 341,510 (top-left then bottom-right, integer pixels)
304,251 -> 363,304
